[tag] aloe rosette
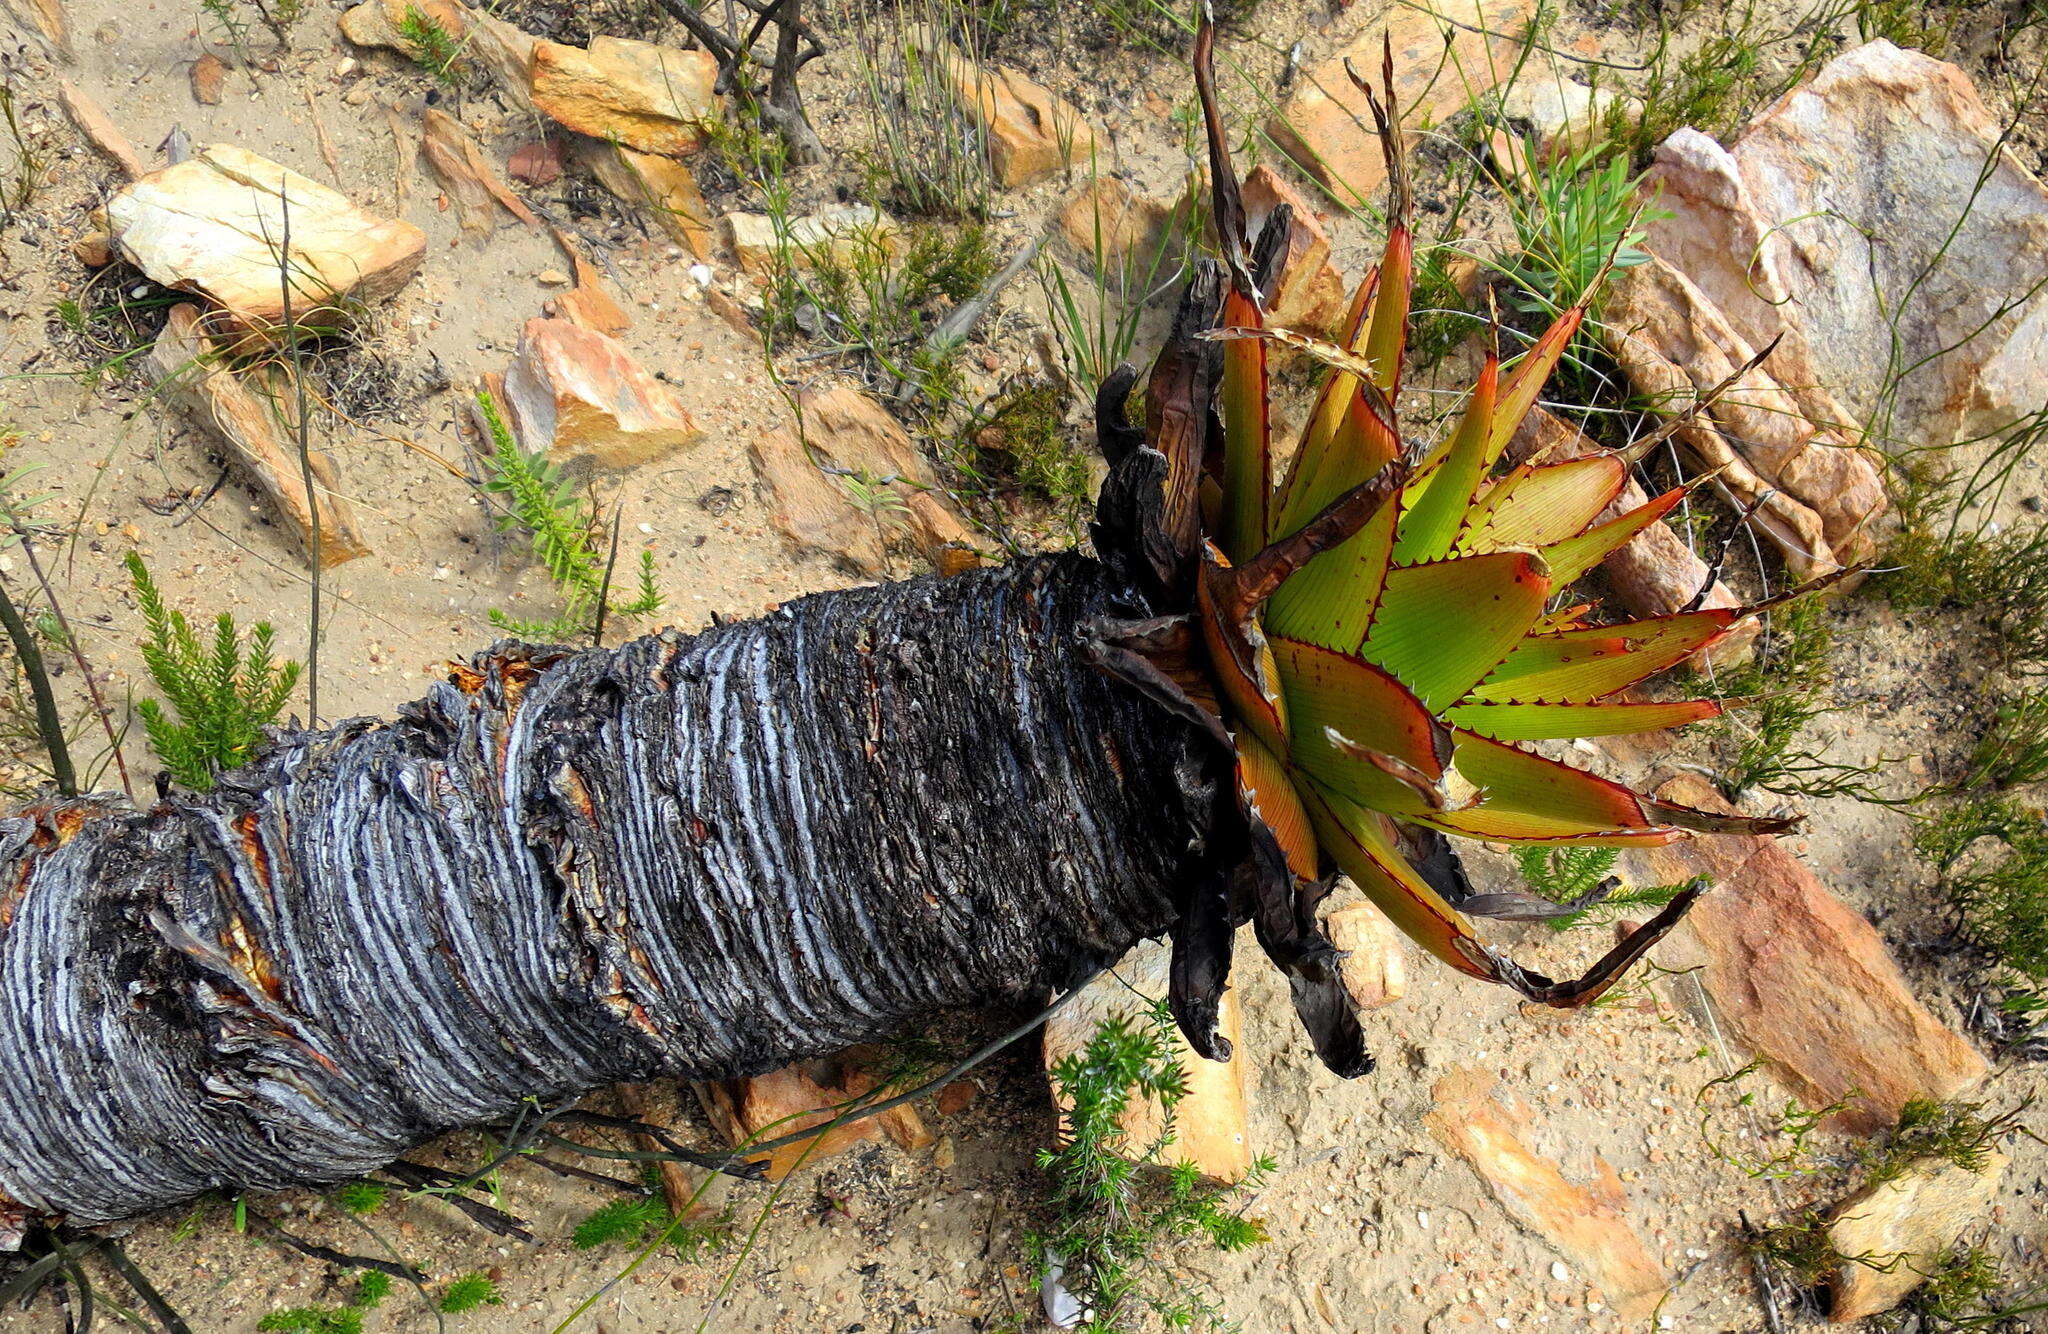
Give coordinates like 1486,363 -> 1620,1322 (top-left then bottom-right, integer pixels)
1088,28 -> 1818,1074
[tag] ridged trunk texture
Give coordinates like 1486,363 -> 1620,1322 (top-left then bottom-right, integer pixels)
0,554 -> 1220,1240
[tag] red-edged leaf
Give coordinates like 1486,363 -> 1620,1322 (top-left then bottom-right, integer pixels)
1471,609 -> 1741,703
1236,730 -> 1318,880
1394,355 -> 1498,564
1443,698 -> 1723,741
1420,729 -> 1683,845
1537,484 -> 1688,586
1299,778 -> 1494,980
1485,307 -> 1582,468
1274,635 -> 1446,814
1219,287 -> 1272,560
1264,493 -> 1400,651
1360,550 -> 1551,710
1455,455 -> 1630,554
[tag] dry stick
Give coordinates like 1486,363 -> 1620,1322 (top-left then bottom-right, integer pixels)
12,531 -> 132,799
0,576 -> 74,796
278,189 -> 322,724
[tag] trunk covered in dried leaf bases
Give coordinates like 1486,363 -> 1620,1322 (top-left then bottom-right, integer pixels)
0,554 -> 1223,1243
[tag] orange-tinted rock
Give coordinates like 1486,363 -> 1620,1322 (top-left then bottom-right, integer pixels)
1240,163 -> 1349,335
915,32 -> 1099,187
189,53 -> 226,106
531,36 -> 716,157
1325,903 -> 1407,1009
1426,1069 -> 1668,1320
1827,1151 -> 2008,1322
500,318 -> 701,467
1641,777 -> 1988,1134
1268,0 -> 1535,204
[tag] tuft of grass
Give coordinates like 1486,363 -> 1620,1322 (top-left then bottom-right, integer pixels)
437,1272 -> 502,1314
572,1195 -> 669,1250
1965,693 -> 2048,789
1030,1001 -> 1274,1332
1709,598 -> 1893,802
397,4 -> 469,87
332,1181 -> 387,1215
126,552 -> 300,791
958,380 -> 1092,515
1916,796 -> 2048,982
475,389 -> 662,643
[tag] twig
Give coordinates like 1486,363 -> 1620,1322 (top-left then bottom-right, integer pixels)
0,575 -> 75,795
245,1210 -> 421,1282
278,189 -> 322,724
14,531 -> 132,799
99,1238 -> 195,1334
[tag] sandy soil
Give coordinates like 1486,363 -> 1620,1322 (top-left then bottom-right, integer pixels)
2,0 -> 2047,1330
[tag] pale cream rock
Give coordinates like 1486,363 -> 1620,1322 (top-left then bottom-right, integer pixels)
1647,41 -> 2048,451
1041,936 -> 1255,1184
1827,1152 -> 2009,1322
104,144 -> 424,339
724,204 -> 898,279
1324,903 -> 1407,1009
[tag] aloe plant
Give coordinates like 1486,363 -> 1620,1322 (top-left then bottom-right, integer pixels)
1082,28 -> 1824,1068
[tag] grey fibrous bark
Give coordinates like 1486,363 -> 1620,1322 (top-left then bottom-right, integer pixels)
0,554 -> 1222,1245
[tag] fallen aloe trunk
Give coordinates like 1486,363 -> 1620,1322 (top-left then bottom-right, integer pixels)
0,553 -> 1216,1243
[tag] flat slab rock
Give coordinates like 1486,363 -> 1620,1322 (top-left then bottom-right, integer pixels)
1268,0 -> 1535,204
1040,935 -> 1255,1184
1827,1151 -> 2008,1322
1639,776 -> 1986,1133
1646,40 -> 2048,451
531,35 -> 718,157
103,144 -> 424,338
750,385 -> 974,576
1425,1068 -> 1669,1321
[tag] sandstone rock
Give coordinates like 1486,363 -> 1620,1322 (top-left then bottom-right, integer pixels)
464,10 -> 540,111
58,78 -> 141,179
752,385 -> 974,575
1601,254 -> 1890,573
1426,1069 -> 1668,1320
189,53 -> 226,106
105,145 -> 425,340
837,1068 -> 936,1154
1240,163 -> 1350,335
421,108 -> 539,236
695,1068 -> 878,1182
1325,903 -> 1406,1009
1826,1151 -> 2008,1322
545,245 -> 630,335
1041,936 -> 1254,1183
1269,0 -> 1535,203
338,0 -> 470,53
148,303 -> 371,567
726,205 -> 897,279
1506,405 -> 1757,668
1641,776 -> 1988,1134
1056,175 -> 1179,276
916,34 -> 1099,187
1648,42 -> 2048,450
500,318 -> 701,467
70,232 -> 110,267
508,138 -> 563,187
579,141 -> 715,261
1493,70 -> 1623,168
531,36 -> 716,157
